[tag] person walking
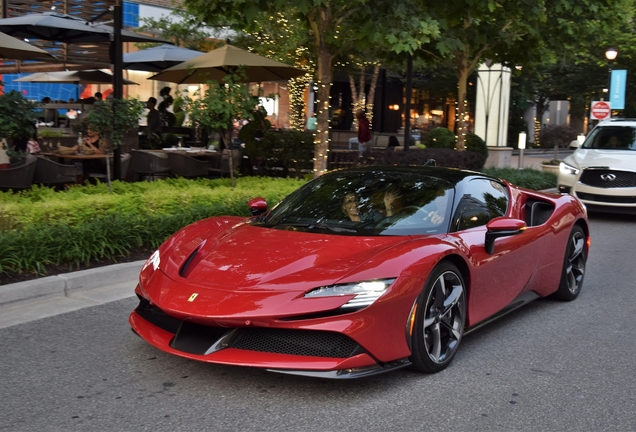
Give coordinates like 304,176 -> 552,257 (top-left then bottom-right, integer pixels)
348,109 -> 372,156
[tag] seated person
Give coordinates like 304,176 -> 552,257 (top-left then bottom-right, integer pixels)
66,108 -> 78,120
83,128 -> 105,155
422,188 -> 449,225
606,135 -> 622,148
42,97 -> 58,126
342,190 -> 400,222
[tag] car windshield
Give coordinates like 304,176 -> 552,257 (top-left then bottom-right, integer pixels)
582,125 -> 636,150
251,170 -> 455,236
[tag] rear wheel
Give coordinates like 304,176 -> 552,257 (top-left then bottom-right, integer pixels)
410,262 -> 466,373
553,225 -> 586,301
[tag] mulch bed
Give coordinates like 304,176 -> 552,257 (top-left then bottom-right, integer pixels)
0,247 -> 154,286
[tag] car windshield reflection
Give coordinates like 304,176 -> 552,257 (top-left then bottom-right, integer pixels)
251,170 -> 455,236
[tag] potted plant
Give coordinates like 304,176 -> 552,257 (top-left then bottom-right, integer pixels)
186,70 -> 268,186
0,89 -> 40,168
541,158 -> 561,173
82,98 -> 144,152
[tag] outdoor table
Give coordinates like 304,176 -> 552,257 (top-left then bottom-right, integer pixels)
41,152 -> 110,182
156,148 -> 226,176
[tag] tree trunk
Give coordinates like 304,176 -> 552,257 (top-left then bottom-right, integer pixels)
456,58 -> 470,151
534,97 -> 548,146
366,64 -> 381,126
313,48 -> 333,176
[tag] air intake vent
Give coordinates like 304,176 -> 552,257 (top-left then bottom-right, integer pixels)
229,328 -> 361,358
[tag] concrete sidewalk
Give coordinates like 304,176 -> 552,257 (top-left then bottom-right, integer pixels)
0,260 -> 145,329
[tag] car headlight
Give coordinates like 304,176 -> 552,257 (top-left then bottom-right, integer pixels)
304,279 -> 395,309
559,162 -> 580,175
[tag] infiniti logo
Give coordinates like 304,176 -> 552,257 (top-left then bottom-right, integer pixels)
600,173 -> 617,181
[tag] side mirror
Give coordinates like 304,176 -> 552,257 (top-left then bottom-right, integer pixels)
569,140 -> 582,150
485,217 -> 527,254
248,197 -> 268,216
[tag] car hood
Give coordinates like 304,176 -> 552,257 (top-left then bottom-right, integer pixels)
567,148 -> 636,168
165,222 -> 413,290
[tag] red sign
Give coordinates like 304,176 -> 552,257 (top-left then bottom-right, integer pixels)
591,101 -> 611,120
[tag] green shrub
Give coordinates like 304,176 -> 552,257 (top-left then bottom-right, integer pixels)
482,167 -> 557,190
465,133 -> 488,158
424,127 -> 456,149
0,177 -> 305,278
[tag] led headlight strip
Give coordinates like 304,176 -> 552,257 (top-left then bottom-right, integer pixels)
304,279 -> 396,309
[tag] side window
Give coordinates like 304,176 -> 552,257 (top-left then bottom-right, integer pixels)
453,179 -> 509,231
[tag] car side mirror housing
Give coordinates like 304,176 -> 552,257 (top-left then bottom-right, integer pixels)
248,197 -> 268,216
485,217 -> 527,254
569,139 -> 582,150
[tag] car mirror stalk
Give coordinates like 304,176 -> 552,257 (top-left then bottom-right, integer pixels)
485,218 -> 527,254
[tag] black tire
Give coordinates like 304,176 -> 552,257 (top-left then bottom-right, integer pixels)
410,262 -> 466,373
552,225 -> 587,301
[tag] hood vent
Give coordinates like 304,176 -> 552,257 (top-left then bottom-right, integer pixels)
179,240 -> 206,278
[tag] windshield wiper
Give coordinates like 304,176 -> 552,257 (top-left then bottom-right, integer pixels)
274,220 -> 358,233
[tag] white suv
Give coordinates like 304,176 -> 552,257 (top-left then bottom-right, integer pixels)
558,118 -> 636,213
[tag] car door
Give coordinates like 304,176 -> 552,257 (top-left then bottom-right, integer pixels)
450,178 -> 545,326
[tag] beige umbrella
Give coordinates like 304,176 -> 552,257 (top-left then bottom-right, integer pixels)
149,44 -> 306,84
0,30 -> 53,60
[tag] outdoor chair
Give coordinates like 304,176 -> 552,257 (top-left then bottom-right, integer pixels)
129,150 -> 171,181
167,152 -> 209,178
87,153 -> 132,182
207,153 -> 224,177
0,154 -> 37,191
33,155 -> 77,187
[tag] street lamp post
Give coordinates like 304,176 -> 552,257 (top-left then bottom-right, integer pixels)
604,48 -> 618,103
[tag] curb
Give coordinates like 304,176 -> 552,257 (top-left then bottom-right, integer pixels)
0,260 -> 146,308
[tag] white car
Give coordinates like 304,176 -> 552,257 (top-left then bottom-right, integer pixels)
558,118 -> 636,213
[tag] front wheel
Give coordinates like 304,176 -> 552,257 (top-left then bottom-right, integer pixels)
552,225 -> 587,301
410,262 -> 466,373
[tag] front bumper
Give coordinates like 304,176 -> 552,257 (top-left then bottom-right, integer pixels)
558,167 -> 636,211
129,296 -> 411,378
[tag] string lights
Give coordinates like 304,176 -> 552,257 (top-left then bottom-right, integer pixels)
247,12 -> 315,131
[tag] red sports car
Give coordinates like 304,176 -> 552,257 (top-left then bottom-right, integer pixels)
129,166 -> 589,378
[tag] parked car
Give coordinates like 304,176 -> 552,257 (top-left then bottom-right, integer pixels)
559,118 -> 636,213
130,166 -> 589,379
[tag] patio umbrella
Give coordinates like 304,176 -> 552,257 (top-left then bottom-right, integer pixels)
149,44 -> 306,84
123,44 -> 204,72
0,11 -> 167,44
15,70 -> 138,99
0,30 -> 53,60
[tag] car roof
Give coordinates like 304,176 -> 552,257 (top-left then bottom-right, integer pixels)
596,118 -> 636,127
328,165 -> 499,188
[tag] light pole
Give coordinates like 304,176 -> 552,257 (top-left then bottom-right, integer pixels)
604,48 -> 618,102
517,132 -> 526,169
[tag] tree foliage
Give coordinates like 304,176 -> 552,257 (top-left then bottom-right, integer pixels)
183,0 -> 439,176
136,7 -> 217,51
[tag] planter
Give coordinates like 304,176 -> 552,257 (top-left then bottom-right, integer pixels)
541,163 -> 560,174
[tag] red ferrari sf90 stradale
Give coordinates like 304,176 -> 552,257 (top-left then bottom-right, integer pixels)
130,166 -> 589,378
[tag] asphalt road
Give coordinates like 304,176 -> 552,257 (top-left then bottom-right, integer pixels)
1,211 -> 635,432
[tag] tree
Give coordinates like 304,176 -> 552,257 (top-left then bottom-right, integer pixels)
419,0 -> 630,150
185,70 -> 263,186
136,7 -> 217,51
183,0 -> 438,176
231,11 -> 315,131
